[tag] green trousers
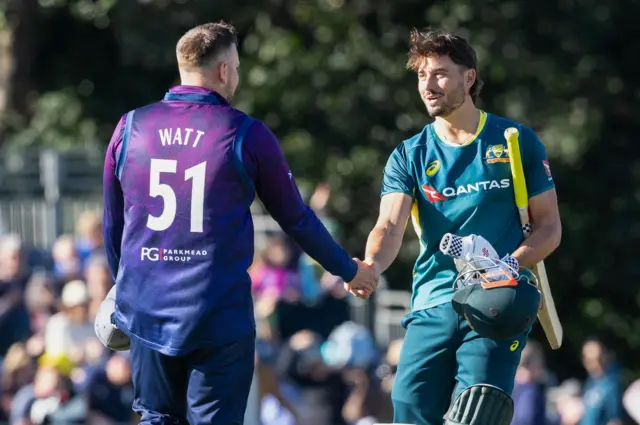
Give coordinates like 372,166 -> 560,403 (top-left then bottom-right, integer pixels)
391,303 -> 528,425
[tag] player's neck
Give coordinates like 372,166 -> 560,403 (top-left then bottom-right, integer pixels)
434,99 -> 480,145
179,73 -> 228,100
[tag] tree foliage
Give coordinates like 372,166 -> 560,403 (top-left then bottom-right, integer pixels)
2,0 -> 640,383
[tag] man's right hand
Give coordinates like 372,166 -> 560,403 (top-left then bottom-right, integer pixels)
344,258 -> 379,299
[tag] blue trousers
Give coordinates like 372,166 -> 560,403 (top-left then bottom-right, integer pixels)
391,303 -> 528,425
129,333 -> 256,425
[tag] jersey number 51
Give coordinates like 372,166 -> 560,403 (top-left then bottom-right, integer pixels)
147,158 -> 207,233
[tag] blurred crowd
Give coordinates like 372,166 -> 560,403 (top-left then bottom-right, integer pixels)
0,184 -> 638,425
0,211 -> 135,425
512,337 -> 639,425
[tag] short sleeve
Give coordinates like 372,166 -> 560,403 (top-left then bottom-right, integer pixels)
520,126 -> 555,198
381,143 -> 415,197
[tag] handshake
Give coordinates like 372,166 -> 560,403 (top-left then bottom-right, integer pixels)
343,258 -> 380,299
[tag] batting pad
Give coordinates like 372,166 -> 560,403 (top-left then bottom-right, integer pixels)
444,384 -> 513,425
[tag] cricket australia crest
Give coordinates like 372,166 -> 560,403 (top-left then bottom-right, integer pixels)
485,144 -> 510,163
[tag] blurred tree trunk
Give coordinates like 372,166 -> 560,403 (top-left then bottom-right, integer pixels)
0,0 -> 39,145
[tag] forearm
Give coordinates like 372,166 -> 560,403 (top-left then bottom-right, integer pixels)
511,222 -> 561,268
279,208 -> 357,282
247,123 -> 357,282
365,225 -> 405,274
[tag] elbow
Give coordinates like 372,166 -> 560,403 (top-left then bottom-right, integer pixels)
548,220 -> 562,253
373,221 -> 403,239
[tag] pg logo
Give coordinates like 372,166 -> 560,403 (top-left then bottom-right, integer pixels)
141,247 -> 160,261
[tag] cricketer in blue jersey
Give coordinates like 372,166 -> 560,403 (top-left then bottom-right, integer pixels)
361,29 -> 562,425
101,21 -> 377,425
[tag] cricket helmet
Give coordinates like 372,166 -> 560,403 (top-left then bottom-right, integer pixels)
452,256 -> 541,340
94,284 -> 130,351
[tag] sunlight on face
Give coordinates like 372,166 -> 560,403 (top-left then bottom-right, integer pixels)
219,44 -> 240,101
417,55 -> 469,118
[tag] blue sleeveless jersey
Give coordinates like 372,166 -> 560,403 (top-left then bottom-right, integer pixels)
102,86 -> 357,355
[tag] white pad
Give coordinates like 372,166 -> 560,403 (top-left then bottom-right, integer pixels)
440,233 -> 499,271
94,284 -> 130,351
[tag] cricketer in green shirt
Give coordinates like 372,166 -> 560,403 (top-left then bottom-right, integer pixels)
361,27 -> 562,425
381,109 -> 555,312
376,111 -> 558,425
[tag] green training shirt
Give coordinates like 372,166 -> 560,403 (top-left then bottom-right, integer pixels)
381,110 -> 555,312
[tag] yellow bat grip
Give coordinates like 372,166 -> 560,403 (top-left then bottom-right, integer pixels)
504,127 -> 528,209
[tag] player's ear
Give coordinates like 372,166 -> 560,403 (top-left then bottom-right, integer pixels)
218,60 -> 229,85
464,68 -> 476,91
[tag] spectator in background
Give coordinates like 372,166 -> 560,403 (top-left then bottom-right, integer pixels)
51,235 -> 82,288
82,352 -> 135,425
256,351 -> 298,425
548,379 -> 584,425
0,343 -> 37,422
512,339 -> 548,425
74,211 -> 104,266
276,330 -> 347,425
275,267 -> 350,342
308,183 -> 341,241
24,272 -> 57,341
83,254 -> 113,321
0,235 -> 32,358
251,234 -> 301,301
44,280 -> 95,365
579,337 -> 624,425
374,338 -> 402,423
321,321 -> 383,425
10,359 -> 80,425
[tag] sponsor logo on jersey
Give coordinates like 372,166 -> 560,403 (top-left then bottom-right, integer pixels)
422,179 -> 511,203
141,247 -> 208,263
425,160 -> 440,177
485,144 -> 510,163
421,185 -> 447,202
542,160 -> 552,178
510,340 -> 520,351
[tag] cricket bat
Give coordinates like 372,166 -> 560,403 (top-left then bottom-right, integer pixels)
504,127 -> 563,350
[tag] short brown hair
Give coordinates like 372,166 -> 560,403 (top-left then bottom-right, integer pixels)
176,21 -> 238,69
407,28 -> 483,102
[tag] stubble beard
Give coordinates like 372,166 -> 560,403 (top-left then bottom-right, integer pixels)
425,83 -> 466,118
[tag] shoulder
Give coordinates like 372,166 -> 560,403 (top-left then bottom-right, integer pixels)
125,99 -> 161,118
391,125 -> 432,158
484,112 -> 540,141
220,107 -> 270,136
237,113 -> 279,148
228,111 -> 282,159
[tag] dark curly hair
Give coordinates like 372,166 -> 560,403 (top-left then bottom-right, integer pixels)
407,28 -> 484,102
